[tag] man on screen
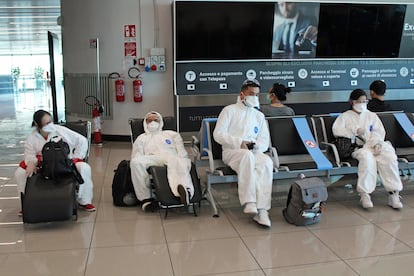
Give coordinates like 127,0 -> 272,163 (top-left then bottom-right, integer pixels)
272,2 -> 318,58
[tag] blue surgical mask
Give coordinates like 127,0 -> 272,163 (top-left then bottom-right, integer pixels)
266,94 -> 272,104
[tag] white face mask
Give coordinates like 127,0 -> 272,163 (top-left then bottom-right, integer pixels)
353,103 -> 367,113
244,96 -> 260,108
147,121 -> 160,132
42,122 -> 56,133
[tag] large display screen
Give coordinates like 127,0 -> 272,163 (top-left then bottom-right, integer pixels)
176,2 -> 274,60
174,1 -> 414,96
175,1 -> 408,61
316,4 -> 406,58
174,1 -> 414,132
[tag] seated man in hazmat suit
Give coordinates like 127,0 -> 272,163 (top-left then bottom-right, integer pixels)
214,79 -> 274,227
130,111 -> 194,211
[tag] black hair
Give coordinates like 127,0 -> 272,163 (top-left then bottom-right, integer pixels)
32,109 -> 52,128
369,80 -> 386,96
270,83 -> 291,101
349,89 -> 367,101
241,79 -> 260,91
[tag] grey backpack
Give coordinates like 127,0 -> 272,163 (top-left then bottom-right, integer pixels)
283,177 -> 328,226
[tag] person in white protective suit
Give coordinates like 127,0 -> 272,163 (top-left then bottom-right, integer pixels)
130,111 -> 194,212
214,79 -> 274,227
14,110 -> 96,213
332,89 -> 403,209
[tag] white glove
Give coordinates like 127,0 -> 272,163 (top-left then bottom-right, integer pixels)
356,128 -> 364,136
373,143 -> 382,155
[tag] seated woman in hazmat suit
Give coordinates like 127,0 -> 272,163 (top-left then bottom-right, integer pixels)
130,111 -> 194,211
332,89 -> 403,209
14,109 -> 96,213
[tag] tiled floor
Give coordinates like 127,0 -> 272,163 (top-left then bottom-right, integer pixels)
3,107 -> 414,275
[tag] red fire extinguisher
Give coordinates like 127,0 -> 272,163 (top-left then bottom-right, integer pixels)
109,72 -> 124,102
84,95 -> 104,145
92,106 -> 103,145
115,79 -> 125,102
133,79 -> 143,102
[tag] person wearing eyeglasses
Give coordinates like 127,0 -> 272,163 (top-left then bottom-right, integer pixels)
213,79 -> 274,227
261,83 -> 295,117
332,89 -> 403,209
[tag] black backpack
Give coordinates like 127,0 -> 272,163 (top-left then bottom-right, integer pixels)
283,177 -> 328,226
40,137 -> 83,183
112,160 -> 139,206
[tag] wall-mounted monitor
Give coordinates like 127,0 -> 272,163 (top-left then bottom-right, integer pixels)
174,1 -> 414,95
316,4 -> 406,58
174,1 -> 414,132
176,2 -> 274,60
175,1 -> 408,61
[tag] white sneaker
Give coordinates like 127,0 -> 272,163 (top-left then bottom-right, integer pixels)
243,202 -> 258,214
360,193 -> 373,209
388,192 -> 403,209
253,209 -> 271,227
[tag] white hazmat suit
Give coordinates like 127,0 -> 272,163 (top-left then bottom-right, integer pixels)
213,97 -> 273,210
130,111 -> 194,201
14,125 -> 94,205
332,109 -> 402,194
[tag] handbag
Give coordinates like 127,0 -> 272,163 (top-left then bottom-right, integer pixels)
333,137 -> 358,159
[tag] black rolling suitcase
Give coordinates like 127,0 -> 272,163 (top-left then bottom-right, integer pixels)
149,163 -> 203,217
22,174 -> 77,223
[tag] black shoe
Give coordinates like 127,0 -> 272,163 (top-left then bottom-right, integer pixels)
177,185 -> 189,207
141,198 -> 159,212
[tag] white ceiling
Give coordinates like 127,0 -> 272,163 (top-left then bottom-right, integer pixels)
0,0 -> 61,56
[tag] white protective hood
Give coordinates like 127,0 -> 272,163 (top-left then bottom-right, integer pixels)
143,111 -> 164,134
